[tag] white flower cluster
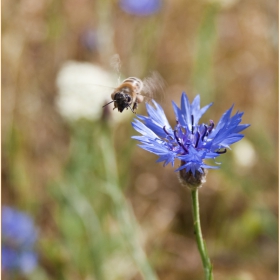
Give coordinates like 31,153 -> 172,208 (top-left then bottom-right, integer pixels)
55,61 -> 129,122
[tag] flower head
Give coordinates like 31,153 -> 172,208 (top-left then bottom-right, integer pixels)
132,93 -> 250,187
119,0 -> 162,16
2,206 -> 38,274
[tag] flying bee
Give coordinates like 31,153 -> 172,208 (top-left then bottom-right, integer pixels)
103,77 -> 144,113
103,72 -> 165,113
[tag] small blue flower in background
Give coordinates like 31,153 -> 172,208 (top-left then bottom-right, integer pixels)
132,93 -> 249,183
119,0 -> 162,16
2,206 -> 38,274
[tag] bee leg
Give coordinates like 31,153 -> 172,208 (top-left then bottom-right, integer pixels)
132,102 -> 138,113
112,101 -> 117,110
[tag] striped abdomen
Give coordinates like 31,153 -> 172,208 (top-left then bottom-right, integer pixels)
121,77 -> 143,94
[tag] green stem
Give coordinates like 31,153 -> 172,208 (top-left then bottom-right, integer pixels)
100,127 -> 158,280
191,188 -> 213,280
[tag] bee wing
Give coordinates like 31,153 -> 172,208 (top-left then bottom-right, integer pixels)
110,54 -> 122,74
110,54 -> 123,84
141,71 -> 166,102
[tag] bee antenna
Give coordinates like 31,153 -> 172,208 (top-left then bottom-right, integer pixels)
102,100 -> 115,108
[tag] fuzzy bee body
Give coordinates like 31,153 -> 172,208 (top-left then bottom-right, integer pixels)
102,72 -> 165,113
110,77 -> 144,113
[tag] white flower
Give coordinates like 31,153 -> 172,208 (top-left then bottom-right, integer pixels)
56,61 -> 130,122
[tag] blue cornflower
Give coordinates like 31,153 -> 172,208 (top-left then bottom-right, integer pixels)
119,0 -> 162,16
2,206 -> 38,274
132,93 -> 249,187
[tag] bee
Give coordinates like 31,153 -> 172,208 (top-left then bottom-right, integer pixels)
103,73 -> 165,113
102,77 -> 144,113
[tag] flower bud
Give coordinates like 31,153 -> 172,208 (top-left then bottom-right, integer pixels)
179,161 -> 207,189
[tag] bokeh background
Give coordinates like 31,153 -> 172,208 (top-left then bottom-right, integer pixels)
2,0 -> 278,279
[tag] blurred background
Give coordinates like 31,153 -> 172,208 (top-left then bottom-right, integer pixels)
2,0 -> 278,279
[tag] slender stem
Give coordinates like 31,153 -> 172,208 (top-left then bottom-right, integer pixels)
100,127 -> 158,280
191,188 -> 213,280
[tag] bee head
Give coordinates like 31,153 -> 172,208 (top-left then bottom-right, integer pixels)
113,92 -> 133,112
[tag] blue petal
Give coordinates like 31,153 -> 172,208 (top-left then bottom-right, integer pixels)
131,119 -> 159,139
172,101 -> 185,126
180,92 -> 192,129
136,100 -> 172,138
138,140 -> 177,167
207,106 -> 250,151
233,124 -> 250,133
190,95 -> 213,124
